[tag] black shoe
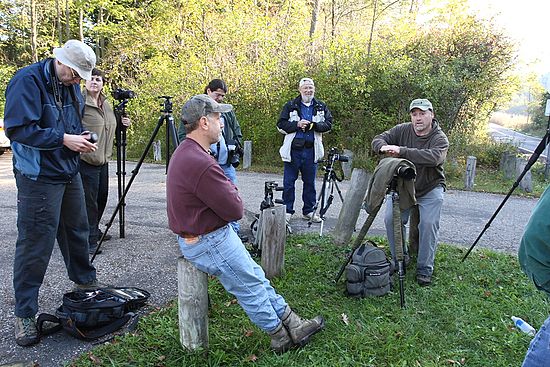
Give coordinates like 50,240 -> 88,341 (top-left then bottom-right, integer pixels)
89,245 -> 103,255
417,274 -> 432,286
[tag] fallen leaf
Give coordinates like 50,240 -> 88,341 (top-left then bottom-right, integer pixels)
88,352 -> 101,365
244,329 -> 254,337
158,355 -> 166,361
246,354 -> 258,362
341,313 -> 349,325
484,290 -> 492,297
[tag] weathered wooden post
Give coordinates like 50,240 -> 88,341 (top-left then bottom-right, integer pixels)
516,158 -> 533,193
259,204 -> 286,279
333,169 -> 371,245
341,149 -> 354,179
500,151 -> 516,180
177,256 -> 209,350
243,140 -> 252,169
464,156 -> 477,190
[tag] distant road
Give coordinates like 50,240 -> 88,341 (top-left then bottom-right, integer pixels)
488,122 -> 548,160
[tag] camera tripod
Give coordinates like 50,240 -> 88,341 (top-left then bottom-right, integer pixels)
308,154 -> 345,235
249,181 -> 286,257
335,158 -> 416,308
114,98 -> 130,238
91,96 -> 180,262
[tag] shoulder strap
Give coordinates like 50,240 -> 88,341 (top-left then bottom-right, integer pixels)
36,313 -> 63,336
61,312 -> 136,341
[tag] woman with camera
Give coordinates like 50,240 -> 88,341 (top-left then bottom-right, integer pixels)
80,68 -> 131,254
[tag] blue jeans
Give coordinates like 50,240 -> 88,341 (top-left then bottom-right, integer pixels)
178,225 -> 287,332
384,185 -> 444,277
14,172 -> 97,317
283,148 -> 317,215
522,315 -> 550,366
220,164 -> 240,233
80,161 -> 109,246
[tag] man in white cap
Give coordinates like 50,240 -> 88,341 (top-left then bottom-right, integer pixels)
277,78 -> 333,224
4,39 -> 103,346
167,94 -> 325,353
372,98 -> 449,286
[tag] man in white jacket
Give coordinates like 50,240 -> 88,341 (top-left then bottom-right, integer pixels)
277,78 -> 333,223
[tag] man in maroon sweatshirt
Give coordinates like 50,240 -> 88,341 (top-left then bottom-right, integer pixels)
166,94 -> 324,353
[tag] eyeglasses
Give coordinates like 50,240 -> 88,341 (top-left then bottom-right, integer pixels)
69,67 -> 80,80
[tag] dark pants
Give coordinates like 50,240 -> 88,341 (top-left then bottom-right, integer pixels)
283,148 -> 317,215
80,161 -> 109,246
13,172 -> 96,318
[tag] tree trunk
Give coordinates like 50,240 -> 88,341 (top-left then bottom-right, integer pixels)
30,0 -> 38,62
56,0 -> 62,44
79,7 -> 84,41
366,0 -> 378,57
309,0 -> 320,39
65,0 -> 70,40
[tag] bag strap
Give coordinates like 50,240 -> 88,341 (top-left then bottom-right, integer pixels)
63,312 -> 136,341
36,313 -> 63,336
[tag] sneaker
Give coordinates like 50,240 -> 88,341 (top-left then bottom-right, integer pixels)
73,279 -> 109,292
417,274 -> 432,286
302,213 -> 321,223
15,317 -> 39,347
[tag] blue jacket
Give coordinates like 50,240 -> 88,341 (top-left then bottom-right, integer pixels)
4,58 -> 85,183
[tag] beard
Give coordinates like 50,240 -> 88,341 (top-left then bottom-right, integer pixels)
301,94 -> 314,104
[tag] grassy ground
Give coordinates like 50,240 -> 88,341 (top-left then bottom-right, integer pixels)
69,235 -> 548,367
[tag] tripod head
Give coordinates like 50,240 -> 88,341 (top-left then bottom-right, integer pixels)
158,96 -> 173,114
260,181 -> 284,210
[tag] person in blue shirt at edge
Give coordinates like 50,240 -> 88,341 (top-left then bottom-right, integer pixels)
4,40 -> 105,347
178,79 -> 248,242
277,77 -> 333,224
518,185 -> 550,366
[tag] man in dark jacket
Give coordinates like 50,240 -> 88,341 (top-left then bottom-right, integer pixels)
277,78 -> 332,223
372,98 -> 449,286
4,40 -> 101,346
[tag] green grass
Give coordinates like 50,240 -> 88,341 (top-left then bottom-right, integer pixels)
69,235 -> 549,367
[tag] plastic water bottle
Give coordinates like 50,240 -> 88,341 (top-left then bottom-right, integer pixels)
511,316 -> 536,336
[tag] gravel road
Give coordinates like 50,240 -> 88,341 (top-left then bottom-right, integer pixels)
0,151 -> 539,366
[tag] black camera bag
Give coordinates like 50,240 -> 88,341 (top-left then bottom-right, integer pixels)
37,287 -> 150,340
345,241 -> 391,297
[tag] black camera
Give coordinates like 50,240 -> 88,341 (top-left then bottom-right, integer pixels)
261,181 -> 284,210
328,147 -> 349,162
227,140 -> 243,168
112,88 -> 136,100
396,166 -> 416,180
81,131 -> 98,143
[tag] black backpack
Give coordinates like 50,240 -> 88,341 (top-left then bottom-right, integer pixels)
37,287 -> 150,341
345,241 -> 391,297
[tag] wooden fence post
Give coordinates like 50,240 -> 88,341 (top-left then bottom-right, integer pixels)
464,156 -> 477,190
259,204 -> 286,279
341,149 -> 354,179
333,169 -> 371,245
177,256 -> 209,351
243,141 -> 252,169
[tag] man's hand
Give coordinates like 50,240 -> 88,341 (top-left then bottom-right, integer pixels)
63,133 -> 97,153
380,145 -> 400,157
298,119 -> 311,131
121,117 -> 131,127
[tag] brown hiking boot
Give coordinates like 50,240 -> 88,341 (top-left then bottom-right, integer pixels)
15,316 -> 39,347
281,306 -> 325,347
269,322 -> 293,353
